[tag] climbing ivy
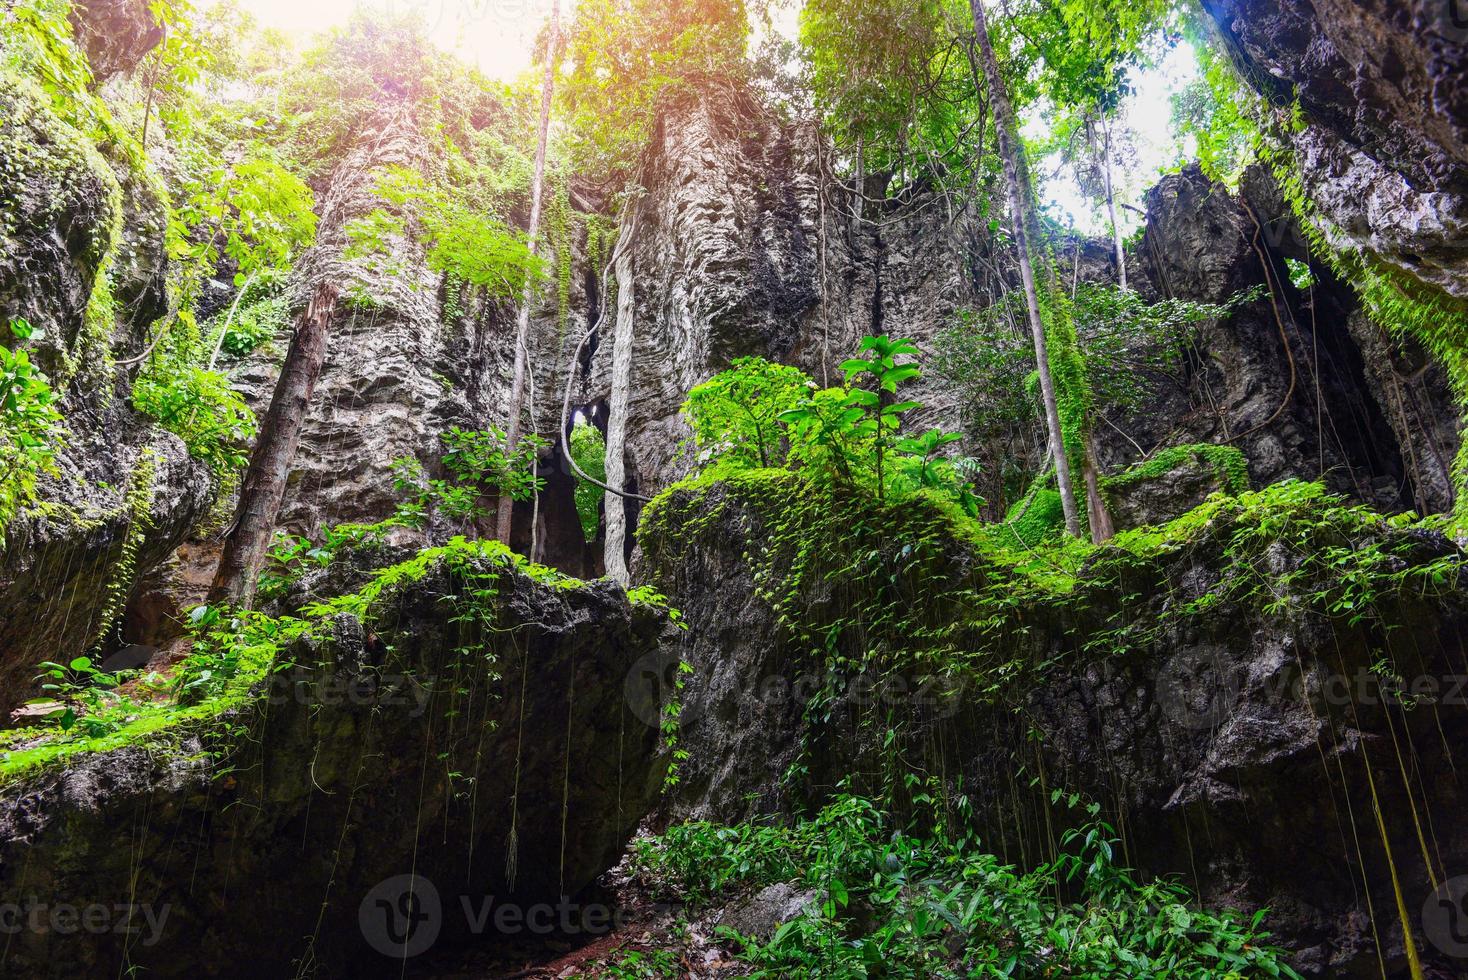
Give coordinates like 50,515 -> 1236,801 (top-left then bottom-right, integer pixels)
0,319 -> 65,546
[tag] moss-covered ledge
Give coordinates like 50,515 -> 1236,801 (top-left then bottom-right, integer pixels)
637,472 -> 1468,974
0,536 -> 675,976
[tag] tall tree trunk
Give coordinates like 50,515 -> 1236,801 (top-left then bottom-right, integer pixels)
1083,432 -> 1115,543
1101,116 -> 1127,291
209,282 -> 339,608
497,0 -> 561,545
603,229 -> 637,585
969,0 -> 1081,537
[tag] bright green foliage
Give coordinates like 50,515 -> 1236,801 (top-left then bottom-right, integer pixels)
2,533 -> 615,780
348,165 -> 539,298
683,356 -> 810,472
31,656 -> 139,737
1002,481 -> 1067,547
936,283 -> 1261,518
209,272 -> 292,361
131,355 -> 255,474
630,794 -> 1300,978
0,320 -> 65,546
559,0 -> 749,182
166,146 -> 317,284
683,340 -> 978,513
1104,443 -> 1249,498
391,426 -> 548,531
1169,22 -> 1262,186
570,421 -> 608,541
799,0 -> 980,187
1010,443 -> 1251,545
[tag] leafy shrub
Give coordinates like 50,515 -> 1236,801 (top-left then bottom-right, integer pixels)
0,319 -> 65,545
570,421 -> 607,541
132,357 -> 255,475
683,339 -> 979,514
682,356 -> 810,473
634,794 -> 1301,979
391,426 -> 547,531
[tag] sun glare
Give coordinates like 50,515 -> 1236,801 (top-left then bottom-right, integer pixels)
219,0 -> 561,81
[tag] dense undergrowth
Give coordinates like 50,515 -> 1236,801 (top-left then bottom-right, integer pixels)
595,793 -> 1300,978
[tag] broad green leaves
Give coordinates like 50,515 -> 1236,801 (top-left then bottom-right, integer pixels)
682,356 -> 811,472
559,0 -> 749,183
0,318 -> 65,548
682,340 -> 979,512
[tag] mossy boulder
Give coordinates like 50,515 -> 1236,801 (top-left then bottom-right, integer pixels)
639,473 -> 1468,976
0,546 -> 675,977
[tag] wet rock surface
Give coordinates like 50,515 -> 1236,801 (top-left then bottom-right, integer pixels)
0,67 -> 213,719
642,479 -> 1468,977
0,557 -> 673,978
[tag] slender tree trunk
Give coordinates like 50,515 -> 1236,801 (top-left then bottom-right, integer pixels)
603,228 -> 636,585
209,282 -> 339,608
1101,116 -> 1127,291
969,0 -> 1081,536
851,132 -> 864,238
497,0 -> 561,545
1083,432 -> 1115,542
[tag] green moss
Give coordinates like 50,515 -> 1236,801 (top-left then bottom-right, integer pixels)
641,474 -> 1464,703
0,536 -> 629,785
1103,443 -> 1249,496
1001,481 -> 1065,547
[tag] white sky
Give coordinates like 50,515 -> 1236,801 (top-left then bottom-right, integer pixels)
1032,42 -> 1200,235
223,0 -> 561,80
220,0 -> 1197,233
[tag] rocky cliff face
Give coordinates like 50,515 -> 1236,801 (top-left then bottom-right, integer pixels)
0,63 -> 213,719
561,82 -> 1460,550
0,550 -> 672,977
1129,164 -> 1461,515
1202,0 -> 1468,304
233,101 -> 491,537
640,475 -> 1468,977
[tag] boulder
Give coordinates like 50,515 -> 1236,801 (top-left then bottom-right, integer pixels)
0,549 -> 674,977
640,474 -> 1468,975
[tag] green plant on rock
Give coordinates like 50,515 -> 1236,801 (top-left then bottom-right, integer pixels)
630,793 -> 1301,979
570,421 -> 607,541
348,165 -> 540,299
131,339 -> 256,475
682,356 -> 810,473
0,319 -> 65,547
30,656 -> 148,738
391,425 -> 548,531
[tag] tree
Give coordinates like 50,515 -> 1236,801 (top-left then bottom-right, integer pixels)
209,283 -> 338,608
968,0 -> 1082,537
559,0 -> 749,184
498,0 -> 562,545
604,217 -> 639,585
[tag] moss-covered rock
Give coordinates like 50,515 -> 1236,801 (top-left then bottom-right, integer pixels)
639,474 -> 1468,976
0,542 -> 675,977
1101,443 -> 1250,530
